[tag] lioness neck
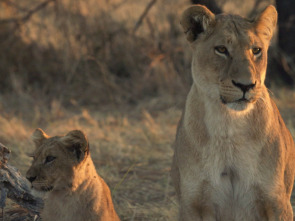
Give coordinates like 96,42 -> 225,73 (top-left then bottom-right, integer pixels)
184,83 -> 274,141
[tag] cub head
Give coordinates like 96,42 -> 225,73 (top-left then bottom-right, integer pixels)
181,5 -> 277,111
26,128 -> 89,192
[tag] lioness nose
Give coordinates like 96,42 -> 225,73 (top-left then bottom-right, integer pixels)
232,80 -> 256,93
26,176 -> 37,183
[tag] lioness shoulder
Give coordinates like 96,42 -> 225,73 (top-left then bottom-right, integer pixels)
171,4 -> 295,221
26,129 -> 120,221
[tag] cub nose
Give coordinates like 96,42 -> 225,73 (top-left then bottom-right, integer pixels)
232,80 -> 256,93
26,176 -> 37,183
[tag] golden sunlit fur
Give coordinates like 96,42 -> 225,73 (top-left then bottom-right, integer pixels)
171,5 -> 295,221
26,129 -> 120,221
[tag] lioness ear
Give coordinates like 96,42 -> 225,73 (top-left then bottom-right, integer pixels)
254,5 -> 277,41
32,128 -> 49,148
60,130 -> 89,162
181,5 -> 215,42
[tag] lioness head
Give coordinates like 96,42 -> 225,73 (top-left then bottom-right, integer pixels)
26,129 -> 89,192
181,5 -> 277,111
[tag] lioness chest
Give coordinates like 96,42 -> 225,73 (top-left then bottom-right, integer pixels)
181,103 -> 267,220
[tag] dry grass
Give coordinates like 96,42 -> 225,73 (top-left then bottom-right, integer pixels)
1,98 -> 182,220
0,0 -> 295,220
0,1 -> 192,219
0,0 -> 191,109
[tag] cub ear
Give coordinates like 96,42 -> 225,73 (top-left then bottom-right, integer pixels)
31,128 -> 49,148
181,5 -> 215,42
60,130 -> 89,162
254,5 -> 277,41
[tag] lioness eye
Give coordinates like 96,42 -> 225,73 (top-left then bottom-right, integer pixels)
252,47 -> 261,55
215,46 -> 228,55
45,156 -> 56,164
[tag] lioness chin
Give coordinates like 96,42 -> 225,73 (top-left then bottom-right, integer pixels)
26,129 -> 120,221
171,4 -> 295,221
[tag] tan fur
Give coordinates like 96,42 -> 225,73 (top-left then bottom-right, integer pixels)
171,5 -> 295,221
26,129 -> 120,221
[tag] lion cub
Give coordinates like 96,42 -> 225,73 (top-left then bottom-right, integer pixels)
26,129 -> 120,221
171,4 -> 295,221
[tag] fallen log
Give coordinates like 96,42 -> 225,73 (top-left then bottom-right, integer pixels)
0,143 -> 43,220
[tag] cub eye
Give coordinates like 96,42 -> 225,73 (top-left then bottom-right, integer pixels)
252,47 -> 261,55
215,46 -> 228,55
44,156 -> 56,164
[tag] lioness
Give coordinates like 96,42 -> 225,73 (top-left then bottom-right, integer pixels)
171,4 -> 295,221
26,129 -> 120,221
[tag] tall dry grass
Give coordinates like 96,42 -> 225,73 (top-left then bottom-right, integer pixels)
0,0 -> 192,116
0,0 -> 192,220
0,105 -> 182,220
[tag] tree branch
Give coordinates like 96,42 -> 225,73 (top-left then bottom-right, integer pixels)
133,0 -> 157,34
0,0 -> 55,25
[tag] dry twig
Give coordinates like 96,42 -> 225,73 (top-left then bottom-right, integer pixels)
1,0 -> 29,12
133,0 -> 157,34
0,0 -> 55,25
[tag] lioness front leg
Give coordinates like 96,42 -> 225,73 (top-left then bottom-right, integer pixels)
266,199 -> 293,221
178,197 -> 217,221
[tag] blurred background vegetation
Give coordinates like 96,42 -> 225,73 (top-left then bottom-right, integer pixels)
0,0 -> 294,220
0,0 -> 191,120
0,0 -> 294,117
